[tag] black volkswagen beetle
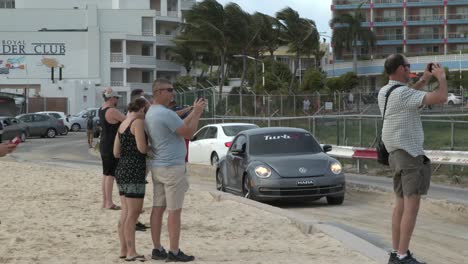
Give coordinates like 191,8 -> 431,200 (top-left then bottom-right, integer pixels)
216,127 -> 345,205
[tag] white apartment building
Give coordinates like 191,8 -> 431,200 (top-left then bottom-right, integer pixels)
0,0 -> 194,114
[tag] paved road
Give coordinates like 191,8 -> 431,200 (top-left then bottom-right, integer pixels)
9,135 -> 468,264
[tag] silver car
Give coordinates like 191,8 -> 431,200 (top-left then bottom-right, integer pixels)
69,108 -> 99,132
16,113 -> 66,138
0,116 -> 29,143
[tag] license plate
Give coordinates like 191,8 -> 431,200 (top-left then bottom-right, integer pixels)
297,180 -> 315,186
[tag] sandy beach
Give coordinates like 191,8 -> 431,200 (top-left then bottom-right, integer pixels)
0,159 -> 378,264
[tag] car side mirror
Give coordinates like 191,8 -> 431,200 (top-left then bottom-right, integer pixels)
323,144 -> 332,153
82,114 -> 88,118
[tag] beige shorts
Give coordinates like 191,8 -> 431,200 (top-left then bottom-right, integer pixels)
389,149 -> 432,197
151,165 -> 189,210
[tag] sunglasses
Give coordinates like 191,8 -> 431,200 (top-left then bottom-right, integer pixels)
403,63 -> 411,68
158,88 -> 174,93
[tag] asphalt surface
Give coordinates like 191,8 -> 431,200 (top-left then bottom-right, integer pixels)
8,133 -> 468,264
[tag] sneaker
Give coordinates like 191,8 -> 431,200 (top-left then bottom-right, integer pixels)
135,222 -> 149,232
397,250 -> 426,264
166,250 -> 194,262
388,252 -> 398,264
152,247 -> 168,260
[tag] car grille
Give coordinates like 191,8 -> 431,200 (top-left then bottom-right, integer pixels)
258,184 -> 344,197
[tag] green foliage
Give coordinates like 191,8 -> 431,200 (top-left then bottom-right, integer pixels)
340,72 -> 359,91
173,76 -> 194,91
301,68 -> 325,92
246,58 -> 292,93
449,71 -> 468,92
325,77 -> 343,93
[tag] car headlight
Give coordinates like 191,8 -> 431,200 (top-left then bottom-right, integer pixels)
330,162 -> 342,175
254,166 -> 271,178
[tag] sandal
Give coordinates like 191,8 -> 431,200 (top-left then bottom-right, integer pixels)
125,255 -> 146,262
108,204 -> 121,210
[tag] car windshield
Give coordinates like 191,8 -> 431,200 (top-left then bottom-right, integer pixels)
249,132 -> 323,155
222,125 -> 258,136
73,110 -> 87,117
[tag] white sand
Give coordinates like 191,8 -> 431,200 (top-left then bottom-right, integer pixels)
0,160 -> 377,264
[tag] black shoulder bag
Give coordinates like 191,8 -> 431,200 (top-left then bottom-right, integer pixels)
376,84 -> 403,165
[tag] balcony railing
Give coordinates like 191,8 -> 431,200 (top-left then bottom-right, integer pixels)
156,59 -> 181,71
407,14 -> 443,21
181,0 -> 195,10
447,13 -> 468,20
111,81 -> 124,87
407,33 -> 444,39
374,16 -> 403,22
448,32 -> 468,39
142,30 -> 154,36
128,55 -> 156,66
156,34 -> 176,46
111,53 -> 123,63
407,0 -> 443,3
167,11 -> 178,17
374,0 -> 403,3
376,34 -> 403,40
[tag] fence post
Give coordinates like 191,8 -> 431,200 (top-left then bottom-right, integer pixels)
293,94 -> 296,116
336,118 -> 340,145
253,94 -> 257,117
312,117 -> 316,137
240,90 -> 243,117
225,94 -> 228,114
343,118 -> 347,146
280,94 -> 283,116
451,121 -> 455,150
359,117 -> 363,147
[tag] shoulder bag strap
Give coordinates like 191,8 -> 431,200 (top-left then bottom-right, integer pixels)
382,84 -> 403,120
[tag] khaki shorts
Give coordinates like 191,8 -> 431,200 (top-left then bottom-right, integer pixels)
389,149 -> 431,197
151,165 -> 189,210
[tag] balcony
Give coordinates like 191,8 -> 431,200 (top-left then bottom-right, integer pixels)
168,11 -> 178,17
447,13 -> 468,24
333,0 -> 370,10
406,0 -> 444,7
447,0 -> 468,6
142,30 -> 154,37
111,53 -> 123,63
447,32 -> 468,44
156,59 -> 181,71
373,0 -> 404,8
156,34 -> 176,46
111,80 -> 124,87
406,14 -> 444,26
406,33 -> 444,44
373,15 -> 403,27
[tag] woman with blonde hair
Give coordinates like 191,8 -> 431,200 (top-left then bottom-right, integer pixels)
113,98 -> 148,261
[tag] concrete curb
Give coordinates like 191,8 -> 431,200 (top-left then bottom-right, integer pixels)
208,190 -> 388,264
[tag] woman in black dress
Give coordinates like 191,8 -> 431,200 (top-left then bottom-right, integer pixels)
113,98 -> 148,261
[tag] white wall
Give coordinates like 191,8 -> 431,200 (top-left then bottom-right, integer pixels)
16,0 -> 112,9
0,9 -> 87,31
99,9 -> 156,35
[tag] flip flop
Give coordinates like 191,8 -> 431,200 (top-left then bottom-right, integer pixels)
125,255 -> 146,262
108,204 -> 121,210
119,256 -> 126,259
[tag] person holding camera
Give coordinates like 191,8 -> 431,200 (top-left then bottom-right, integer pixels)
145,79 -> 206,262
378,54 -> 447,264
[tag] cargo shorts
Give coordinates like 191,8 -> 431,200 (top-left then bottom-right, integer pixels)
389,149 -> 432,197
151,165 -> 189,210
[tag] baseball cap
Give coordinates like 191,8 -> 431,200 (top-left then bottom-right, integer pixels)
103,88 -> 122,98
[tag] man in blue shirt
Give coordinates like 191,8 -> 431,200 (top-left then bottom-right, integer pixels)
145,79 -> 205,262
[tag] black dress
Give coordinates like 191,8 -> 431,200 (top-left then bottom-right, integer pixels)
115,120 -> 146,198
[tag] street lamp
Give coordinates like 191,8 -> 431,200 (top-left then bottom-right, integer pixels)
233,54 -> 265,88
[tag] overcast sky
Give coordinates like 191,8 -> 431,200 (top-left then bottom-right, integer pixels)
196,0 -> 333,40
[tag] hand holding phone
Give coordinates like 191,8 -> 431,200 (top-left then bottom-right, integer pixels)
9,136 -> 21,145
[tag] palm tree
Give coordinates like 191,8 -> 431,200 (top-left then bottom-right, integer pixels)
182,0 -> 237,98
168,38 -> 197,75
276,7 -> 320,93
329,3 -> 376,73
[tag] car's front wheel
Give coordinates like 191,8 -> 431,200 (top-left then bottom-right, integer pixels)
46,128 -> 56,138
71,123 -> 80,132
216,169 -> 225,192
211,152 -> 219,166
242,174 -> 255,200
61,127 -> 69,135
448,100 -> 454,105
326,195 -> 344,205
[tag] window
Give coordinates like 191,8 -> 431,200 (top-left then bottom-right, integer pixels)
192,127 -> 208,141
249,132 -> 323,155
19,115 -> 33,123
49,113 -> 61,119
0,0 -> 15,8
230,135 -> 247,152
222,125 -> 258,137
204,127 -> 217,139
34,115 -> 48,122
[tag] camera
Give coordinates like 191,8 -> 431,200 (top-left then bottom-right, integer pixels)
428,63 -> 434,72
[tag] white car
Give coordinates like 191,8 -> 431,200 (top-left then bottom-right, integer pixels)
446,93 -> 463,105
37,111 -> 71,135
188,123 -> 259,165
69,108 -> 99,131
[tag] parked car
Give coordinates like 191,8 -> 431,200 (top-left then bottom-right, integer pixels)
0,116 -> 29,143
446,93 -> 463,105
188,123 -> 259,165
16,113 -> 66,138
37,111 -> 71,135
69,107 -> 99,132
216,127 -> 345,204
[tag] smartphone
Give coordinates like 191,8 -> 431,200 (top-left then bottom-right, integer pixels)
9,136 -> 21,145
428,63 -> 434,72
